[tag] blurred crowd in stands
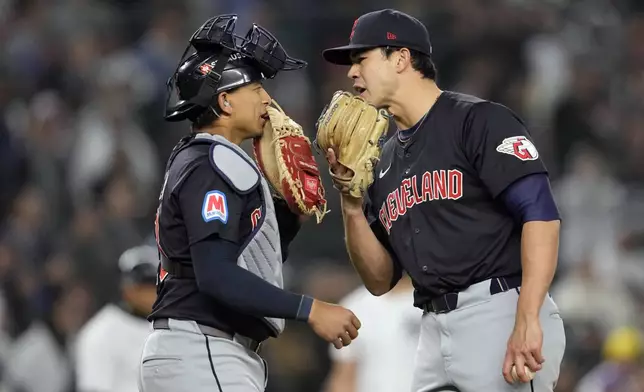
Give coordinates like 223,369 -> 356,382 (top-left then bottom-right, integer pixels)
1,0 -> 644,391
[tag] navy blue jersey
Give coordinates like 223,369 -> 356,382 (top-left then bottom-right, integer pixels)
364,91 -> 547,307
149,138 -> 273,341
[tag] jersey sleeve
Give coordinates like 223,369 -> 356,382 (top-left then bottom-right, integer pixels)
177,159 -> 245,245
464,102 -> 547,198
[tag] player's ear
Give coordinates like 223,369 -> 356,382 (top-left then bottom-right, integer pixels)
217,92 -> 233,115
396,48 -> 412,73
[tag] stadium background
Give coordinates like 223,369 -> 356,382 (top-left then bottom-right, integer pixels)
1,0 -> 644,390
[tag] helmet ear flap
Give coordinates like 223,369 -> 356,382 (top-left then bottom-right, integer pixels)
165,48 -> 232,122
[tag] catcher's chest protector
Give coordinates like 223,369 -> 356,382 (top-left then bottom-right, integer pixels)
195,133 -> 286,335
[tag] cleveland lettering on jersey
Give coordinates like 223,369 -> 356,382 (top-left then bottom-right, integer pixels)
378,169 -> 463,233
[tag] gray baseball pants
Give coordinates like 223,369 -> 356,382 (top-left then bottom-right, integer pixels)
411,278 -> 566,392
138,318 -> 267,392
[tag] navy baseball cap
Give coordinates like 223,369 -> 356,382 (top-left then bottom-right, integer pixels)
322,9 -> 432,66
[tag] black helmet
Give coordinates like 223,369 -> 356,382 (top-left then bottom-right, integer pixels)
165,14 -> 307,122
118,245 -> 159,285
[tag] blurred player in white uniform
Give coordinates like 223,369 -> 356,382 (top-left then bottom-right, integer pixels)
323,275 -> 422,392
73,245 -> 158,392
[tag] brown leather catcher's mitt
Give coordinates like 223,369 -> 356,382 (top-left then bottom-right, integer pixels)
253,99 -> 329,223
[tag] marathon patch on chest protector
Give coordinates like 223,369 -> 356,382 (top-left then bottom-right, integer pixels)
210,143 -> 260,193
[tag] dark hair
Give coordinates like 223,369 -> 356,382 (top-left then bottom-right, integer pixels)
190,106 -> 219,131
381,47 -> 437,80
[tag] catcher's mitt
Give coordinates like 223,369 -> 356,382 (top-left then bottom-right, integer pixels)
315,91 -> 389,198
253,99 -> 329,223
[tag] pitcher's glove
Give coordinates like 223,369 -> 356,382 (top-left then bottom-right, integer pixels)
315,91 -> 389,198
253,99 -> 329,223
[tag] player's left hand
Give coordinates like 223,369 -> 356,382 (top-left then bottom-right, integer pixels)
502,316 -> 544,384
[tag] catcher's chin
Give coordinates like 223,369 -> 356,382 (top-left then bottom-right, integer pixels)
250,127 -> 264,139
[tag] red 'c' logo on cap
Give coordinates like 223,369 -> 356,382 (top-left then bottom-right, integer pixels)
349,19 -> 358,40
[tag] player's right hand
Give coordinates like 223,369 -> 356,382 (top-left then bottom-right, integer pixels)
308,299 -> 361,349
325,149 -> 363,213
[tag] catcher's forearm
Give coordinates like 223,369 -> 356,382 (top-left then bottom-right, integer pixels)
516,221 -> 560,321
342,201 -> 395,296
191,237 -> 313,321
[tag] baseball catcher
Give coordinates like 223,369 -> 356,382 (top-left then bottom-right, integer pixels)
140,14 -> 362,392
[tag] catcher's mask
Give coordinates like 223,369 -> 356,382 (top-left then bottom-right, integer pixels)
165,14 -> 307,122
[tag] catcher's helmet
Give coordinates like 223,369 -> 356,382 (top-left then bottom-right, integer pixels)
118,245 -> 159,285
165,14 -> 307,122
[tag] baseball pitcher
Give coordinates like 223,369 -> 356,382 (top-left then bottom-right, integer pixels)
316,8 -> 566,392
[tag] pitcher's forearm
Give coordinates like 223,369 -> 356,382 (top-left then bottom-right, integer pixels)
342,202 -> 395,295
517,220 -> 560,321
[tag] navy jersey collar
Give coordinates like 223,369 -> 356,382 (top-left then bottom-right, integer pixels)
396,91 -> 444,144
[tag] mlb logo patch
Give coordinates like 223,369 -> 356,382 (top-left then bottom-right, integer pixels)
202,190 -> 228,223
